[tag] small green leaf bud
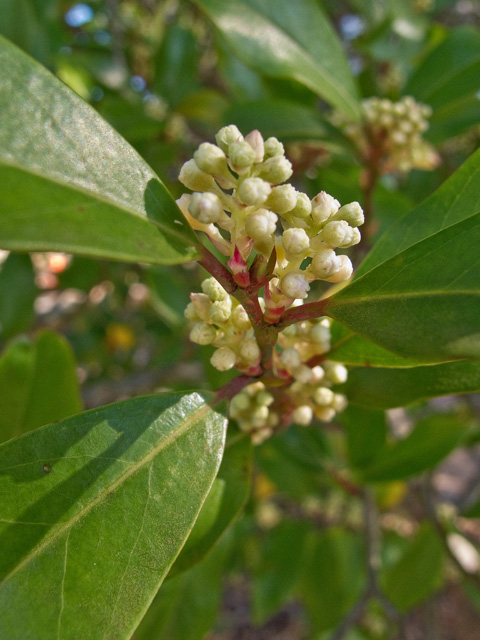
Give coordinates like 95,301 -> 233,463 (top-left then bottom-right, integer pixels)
292,405 -> 313,426
257,156 -> 293,184
237,177 -> 271,206
210,346 -> 236,371
209,297 -> 232,323
290,192 -> 312,219
231,304 -> 252,330
263,136 -> 284,158
279,272 -> 310,299
240,338 -> 261,363
313,387 -> 334,405
335,201 -> 364,227
188,192 -> 224,224
279,347 -> 301,371
310,248 -> 340,279
245,209 -> 278,241
324,362 -> 348,384
194,143 -> 228,175
228,140 -> 256,171
215,125 -> 243,153
265,184 -> 297,214
201,277 -> 228,302
311,191 -> 340,224
282,228 -> 310,255
245,130 -> 265,163
324,255 -> 353,282
189,322 -> 217,345
179,159 -> 216,192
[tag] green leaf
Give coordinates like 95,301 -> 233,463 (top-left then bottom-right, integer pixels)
0,392 -> 227,640
327,212 -> 480,361
169,434 -> 252,577
0,330 -> 82,444
381,523 -> 444,611
357,147 -> 480,277
341,407 -> 387,470
360,415 -> 471,482
0,36 -> 199,265
344,360 -> 480,409
0,253 -> 36,341
134,532 -> 231,640
194,0 -> 360,119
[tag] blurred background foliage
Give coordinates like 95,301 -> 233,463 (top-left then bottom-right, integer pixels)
1,0 -> 480,638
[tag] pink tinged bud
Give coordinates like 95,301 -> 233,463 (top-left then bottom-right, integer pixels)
311,191 -> 340,224
245,130 -> 265,163
190,292 -> 211,320
279,272 -> 310,299
227,246 -> 250,288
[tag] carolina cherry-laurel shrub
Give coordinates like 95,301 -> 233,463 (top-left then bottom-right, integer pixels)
178,125 -> 363,444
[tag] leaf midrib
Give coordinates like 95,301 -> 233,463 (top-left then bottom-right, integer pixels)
330,289 -> 480,308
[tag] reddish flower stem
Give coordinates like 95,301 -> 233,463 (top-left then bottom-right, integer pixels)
276,298 -> 330,330
212,374 -> 254,405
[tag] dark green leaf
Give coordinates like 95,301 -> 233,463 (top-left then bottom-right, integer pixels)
0,36 -> 199,265
360,415 -> 471,482
169,434 -> 252,577
194,0 -> 360,119
344,360 -> 480,409
0,392 -> 227,640
327,212 -> 480,361
341,407 -> 387,470
0,253 -> 36,341
0,330 -> 82,444
381,523 -> 444,611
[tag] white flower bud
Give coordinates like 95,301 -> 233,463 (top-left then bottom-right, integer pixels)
194,143 -> 228,175
240,338 -> 261,363
257,156 -> 293,184
313,387 -> 334,405
279,347 -> 301,370
201,277 -> 228,301
209,297 -> 232,323
324,362 -> 348,384
282,228 -> 310,255
331,393 -> 348,412
263,136 -> 284,158
293,364 -> 313,384
215,125 -> 243,153
314,406 -> 336,422
280,272 -> 310,299
309,323 -> 331,345
320,220 -> 354,248
311,191 -> 340,224
188,192 -> 224,224
265,185 -> 297,214
290,192 -> 312,219
210,347 -> 236,371
231,305 -> 251,330
245,130 -> 265,162
179,159 -> 216,192
335,201 -> 364,227
184,302 -> 200,321
228,140 -> 256,171
324,255 -> 353,282
245,209 -> 278,240
251,405 -> 269,425
251,427 -> 273,445
237,178 -> 271,206
189,322 -> 217,345
292,405 -> 313,426
311,366 -> 325,383
190,293 -> 211,320
310,248 -> 340,279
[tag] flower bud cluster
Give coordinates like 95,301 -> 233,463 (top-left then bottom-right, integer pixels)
229,381 -> 279,445
185,277 -> 262,375
177,125 -> 364,309
332,96 -> 439,173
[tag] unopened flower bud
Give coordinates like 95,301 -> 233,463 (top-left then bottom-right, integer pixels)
309,324 -> 331,346
311,191 -> 340,224
280,272 -> 310,299
313,387 -> 334,405
324,362 -> 348,384
179,159 -> 216,192
265,185 -> 297,214
184,302 -> 200,321
245,209 -> 278,240
209,297 -> 232,323
231,391 -> 250,412
324,255 -> 353,282
211,347 -> 236,371
215,125 -> 243,153
240,339 -> 261,362
237,178 -> 271,206
232,305 -> 251,330
290,192 -> 312,219
310,248 -> 340,279
201,277 -> 228,301
320,220 -> 357,248
257,390 -> 274,407
331,394 -> 348,412
335,201 -> 364,227
293,364 -> 313,384
311,365 -> 325,383
293,405 -> 313,426
257,156 -> 293,184
245,130 -> 265,162
189,322 -> 217,345
264,136 -> 284,158
279,347 -> 301,370
190,293 -> 211,320
228,140 -> 256,171
314,406 -> 336,422
194,143 -> 228,176
282,228 -> 310,255
188,192 -> 224,224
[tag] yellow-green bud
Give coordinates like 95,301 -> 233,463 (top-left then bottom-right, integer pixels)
179,159 -> 216,192
264,136 -> 284,158
282,228 -> 310,255
290,192 -> 312,219
189,322 -> 217,345
292,405 -> 313,426
194,143 -> 228,176
188,192 -> 224,224
311,191 -> 341,224
228,140 -> 256,171
215,125 -> 243,153
313,387 -> 334,405
257,156 -> 293,184
334,201 -> 364,227
280,272 -> 310,299
209,297 -> 232,323
310,248 -> 340,279
231,305 -> 251,330
320,220 -> 357,248
265,185 -> 297,214
211,347 -> 236,371
240,338 -> 261,363
237,178 -> 271,206
201,277 -> 229,301
324,362 -> 348,384
245,209 -> 278,240
279,347 -> 301,370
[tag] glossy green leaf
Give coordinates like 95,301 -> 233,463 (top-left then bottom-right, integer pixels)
194,0 -> 360,119
360,415 -> 471,482
344,360 -> 480,409
134,533 -> 231,640
327,212 -> 480,361
357,147 -> 480,277
0,330 -> 82,444
381,523 -> 444,611
341,407 -> 387,470
169,434 -> 252,577
0,36 -> 199,265
0,392 -> 227,640
0,253 -> 36,341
